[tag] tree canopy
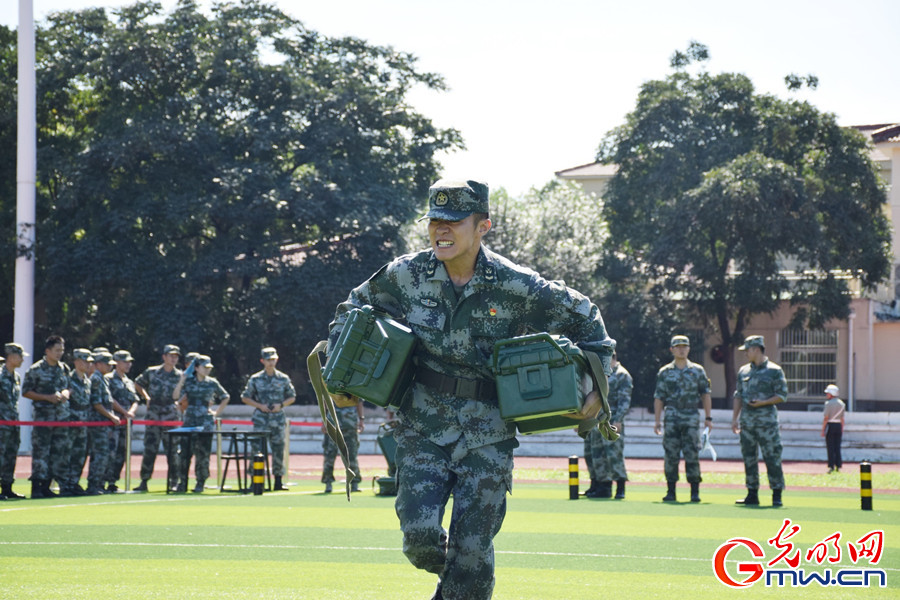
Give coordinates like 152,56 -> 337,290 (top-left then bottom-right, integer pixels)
598,42 -> 891,397
0,0 -> 462,396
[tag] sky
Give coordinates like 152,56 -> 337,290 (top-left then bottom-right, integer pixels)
5,0 -> 900,196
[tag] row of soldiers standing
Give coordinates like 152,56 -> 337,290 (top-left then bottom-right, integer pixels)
0,336 -> 297,499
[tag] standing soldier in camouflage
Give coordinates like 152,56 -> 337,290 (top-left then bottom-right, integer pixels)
86,350 -> 120,495
328,180 -> 615,600
585,352 -> 632,499
133,344 -> 184,492
732,335 -> 788,507
240,347 -> 296,491
320,392 -> 364,494
62,349 -> 95,496
654,335 -> 712,503
22,335 -> 72,499
106,350 -> 139,493
0,343 -> 28,500
172,355 -> 229,493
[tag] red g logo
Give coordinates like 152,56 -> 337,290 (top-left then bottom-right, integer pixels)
713,538 -> 766,588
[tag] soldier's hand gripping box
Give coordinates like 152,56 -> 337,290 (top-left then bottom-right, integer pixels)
323,306 -> 416,408
492,333 -> 588,435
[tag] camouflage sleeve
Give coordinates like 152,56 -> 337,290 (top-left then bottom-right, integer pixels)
533,280 -> 616,374
697,365 -> 711,395
21,367 -> 37,396
134,369 -> 150,389
327,260 -> 406,354
214,379 -> 229,404
283,376 -> 296,399
89,376 -> 101,405
653,368 -> 666,401
611,371 -> 633,423
772,367 -> 788,402
240,376 -> 256,401
733,367 -> 744,402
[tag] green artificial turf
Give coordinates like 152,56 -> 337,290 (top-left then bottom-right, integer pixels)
1,479 -> 896,599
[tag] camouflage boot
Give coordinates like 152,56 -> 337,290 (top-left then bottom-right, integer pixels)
614,479 -> 626,500
662,481 -> 677,502
690,482 -> 701,503
735,488 -> 759,506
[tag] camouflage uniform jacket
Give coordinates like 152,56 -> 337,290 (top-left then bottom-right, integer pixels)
607,364 -> 633,424
90,370 -> 114,412
654,360 -> 711,416
22,359 -> 71,420
0,367 -> 20,420
328,246 -> 616,450
181,376 -> 228,431
108,371 -> 138,412
134,365 -> 183,412
242,369 -> 295,407
734,359 -> 788,425
67,371 -> 93,413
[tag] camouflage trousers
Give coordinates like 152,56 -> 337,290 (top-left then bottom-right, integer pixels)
252,411 -> 288,477
321,407 -> 360,484
140,406 -> 180,483
87,426 -> 112,490
0,425 -> 19,484
106,425 -> 128,485
394,427 -> 514,600
31,406 -> 72,484
739,418 -> 784,490
663,416 -> 701,483
65,408 -> 92,489
585,426 -> 627,482
178,432 -> 214,484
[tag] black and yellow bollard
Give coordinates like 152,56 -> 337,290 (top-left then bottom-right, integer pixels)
860,461 -> 872,511
252,452 -> 265,496
568,455 -> 579,500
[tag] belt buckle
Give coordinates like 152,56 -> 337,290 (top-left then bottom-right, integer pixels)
455,378 -> 478,399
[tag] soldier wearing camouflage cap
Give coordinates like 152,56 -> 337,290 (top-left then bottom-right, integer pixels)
21,335 -> 71,499
653,335 -> 712,503
0,343 -> 29,499
241,347 -> 296,491
732,335 -> 788,507
105,350 -> 139,493
133,344 -> 184,492
328,178 -> 615,600
60,349 -> 95,496
85,350 -> 120,494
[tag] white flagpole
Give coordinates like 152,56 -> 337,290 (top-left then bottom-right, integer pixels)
16,0 -> 36,454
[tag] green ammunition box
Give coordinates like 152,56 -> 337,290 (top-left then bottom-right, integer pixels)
323,306 -> 416,408
493,333 -> 587,435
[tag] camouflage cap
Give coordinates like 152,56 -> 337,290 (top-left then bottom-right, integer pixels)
93,350 -> 115,364
738,335 -> 765,350
4,342 -> 29,357
92,347 -> 110,354
195,354 -> 214,368
163,344 -> 181,356
73,348 -> 94,362
260,347 -> 278,360
418,179 -> 489,222
670,335 -> 690,347
113,350 -> 134,363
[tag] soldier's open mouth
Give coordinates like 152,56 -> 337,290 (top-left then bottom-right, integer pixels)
437,241 -> 453,248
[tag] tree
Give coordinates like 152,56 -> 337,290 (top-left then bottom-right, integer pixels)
598,42 -> 891,398
0,0 -> 461,396
0,26 -> 18,341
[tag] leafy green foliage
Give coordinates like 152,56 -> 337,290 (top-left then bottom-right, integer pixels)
598,43 -> 891,396
0,0 -> 461,396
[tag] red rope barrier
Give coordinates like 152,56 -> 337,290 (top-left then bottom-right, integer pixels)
0,419 -> 323,428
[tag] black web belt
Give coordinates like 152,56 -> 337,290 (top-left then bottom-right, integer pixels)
416,365 -> 497,403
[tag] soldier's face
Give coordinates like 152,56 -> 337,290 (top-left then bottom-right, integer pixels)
428,215 -> 491,267
46,343 -> 64,364
671,344 -> 690,360
163,353 -> 179,368
5,353 -> 23,369
261,358 -> 278,370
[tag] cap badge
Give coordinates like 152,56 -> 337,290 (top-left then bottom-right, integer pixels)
435,191 -> 449,206
420,297 -> 438,308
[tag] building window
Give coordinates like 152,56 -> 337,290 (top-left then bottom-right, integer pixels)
779,328 -> 838,398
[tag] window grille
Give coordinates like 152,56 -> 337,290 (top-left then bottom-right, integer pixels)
779,328 -> 838,397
